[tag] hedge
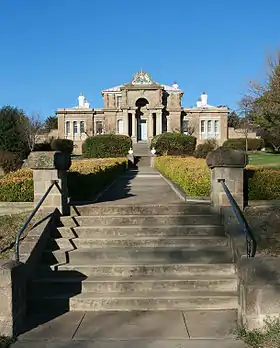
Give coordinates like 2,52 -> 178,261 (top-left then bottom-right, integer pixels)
67,158 -> 127,201
155,156 -> 210,196
33,139 -> 74,153
223,138 -> 264,151
0,158 -> 127,202
151,133 -> 196,156
194,140 -> 217,159
82,134 -> 132,158
0,169 -> 33,202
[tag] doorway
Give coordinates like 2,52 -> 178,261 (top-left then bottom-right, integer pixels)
138,119 -> 147,141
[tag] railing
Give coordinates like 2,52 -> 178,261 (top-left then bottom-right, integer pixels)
217,179 -> 257,258
15,180 -> 59,262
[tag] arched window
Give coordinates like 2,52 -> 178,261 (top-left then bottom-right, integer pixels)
73,121 -> 78,134
80,121 -> 85,133
65,121 -> 70,135
117,119 -> 124,134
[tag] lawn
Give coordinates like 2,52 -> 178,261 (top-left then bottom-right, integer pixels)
248,152 -> 280,167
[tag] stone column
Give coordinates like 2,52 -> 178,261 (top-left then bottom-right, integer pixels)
166,115 -> 172,132
156,111 -> 162,135
131,110 -> 137,142
123,110 -> 129,136
206,147 -> 247,210
26,151 -> 71,215
147,113 -> 153,140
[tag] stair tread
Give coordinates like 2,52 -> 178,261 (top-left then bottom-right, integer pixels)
71,214 -> 219,218
53,236 -> 226,241
58,225 -> 223,229
32,290 -> 238,300
32,274 -> 237,283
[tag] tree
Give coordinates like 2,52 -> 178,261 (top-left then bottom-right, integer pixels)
0,106 -> 29,158
44,116 -> 58,132
22,114 -> 44,151
228,111 -> 240,128
246,51 -> 280,152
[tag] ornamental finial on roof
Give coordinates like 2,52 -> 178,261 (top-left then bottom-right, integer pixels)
131,70 -> 153,85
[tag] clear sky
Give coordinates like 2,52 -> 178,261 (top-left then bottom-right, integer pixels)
0,0 -> 279,119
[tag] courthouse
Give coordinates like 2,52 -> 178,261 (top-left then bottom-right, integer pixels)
56,71 -> 229,153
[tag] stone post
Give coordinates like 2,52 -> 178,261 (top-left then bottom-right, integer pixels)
156,112 -> 162,135
166,115 -> 172,132
26,151 -> 71,215
123,109 -> 129,136
206,147 -> 247,210
131,110 -> 137,142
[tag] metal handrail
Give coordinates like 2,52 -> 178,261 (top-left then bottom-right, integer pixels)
218,179 -> 257,258
15,180 -> 59,262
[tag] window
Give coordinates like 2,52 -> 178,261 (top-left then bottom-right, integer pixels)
117,119 -> 124,134
80,121 -> 85,134
214,120 -> 219,134
201,120 -> 205,133
117,95 -> 122,108
207,120 -> 212,133
73,121 -> 78,134
96,121 -> 103,134
65,121 -> 70,135
182,120 -> 189,133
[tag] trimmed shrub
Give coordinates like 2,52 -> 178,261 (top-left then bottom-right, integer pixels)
33,142 -> 52,151
0,150 -> 23,174
223,138 -> 264,151
0,168 -> 33,202
68,158 -> 127,201
82,135 -> 132,158
51,139 -> 73,153
151,132 -> 196,156
194,139 -> 217,159
155,156 -> 210,196
246,165 -> 280,200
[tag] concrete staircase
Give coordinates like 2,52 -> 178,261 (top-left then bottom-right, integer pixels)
28,203 -> 238,313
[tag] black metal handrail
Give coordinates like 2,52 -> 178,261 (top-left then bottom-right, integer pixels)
218,179 -> 257,258
15,180 -> 59,262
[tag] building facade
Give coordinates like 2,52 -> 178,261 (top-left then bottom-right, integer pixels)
56,71 -> 229,154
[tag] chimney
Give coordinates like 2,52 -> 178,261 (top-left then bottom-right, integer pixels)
201,92 -> 208,107
173,82 -> 179,90
78,93 -> 85,107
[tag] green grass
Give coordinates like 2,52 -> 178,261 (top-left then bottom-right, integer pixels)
248,152 -> 280,168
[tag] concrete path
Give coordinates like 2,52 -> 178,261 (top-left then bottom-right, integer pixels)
0,202 -> 33,216
13,310 -> 246,347
96,167 -> 181,205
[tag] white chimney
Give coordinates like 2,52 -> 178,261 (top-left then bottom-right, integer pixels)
196,99 -> 202,107
173,82 -> 179,90
201,92 -> 208,107
84,99 -> 90,108
78,93 -> 85,107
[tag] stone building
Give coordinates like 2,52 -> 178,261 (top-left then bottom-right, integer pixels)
56,70 -> 229,154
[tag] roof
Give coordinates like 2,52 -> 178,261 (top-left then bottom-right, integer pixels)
102,83 -> 183,93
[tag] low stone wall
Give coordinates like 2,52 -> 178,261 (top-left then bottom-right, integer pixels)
0,210 -> 59,337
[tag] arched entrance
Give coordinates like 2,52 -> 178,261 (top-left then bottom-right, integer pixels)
135,98 -> 149,141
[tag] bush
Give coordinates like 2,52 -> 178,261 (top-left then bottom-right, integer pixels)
151,132 -> 196,156
82,135 -> 132,158
155,156 -> 210,196
223,138 -> 264,151
194,139 -> 217,159
51,139 -> 73,153
68,158 -> 127,201
0,168 -> 33,202
33,139 -> 73,153
246,166 -> 280,200
0,150 -> 23,174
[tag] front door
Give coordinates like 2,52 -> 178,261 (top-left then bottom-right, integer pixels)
139,120 -> 147,141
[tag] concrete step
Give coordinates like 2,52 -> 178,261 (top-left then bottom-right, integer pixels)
29,275 -> 238,295
41,263 -> 236,277
60,215 -> 222,227
42,247 -> 233,265
70,203 -> 215,216
29,291 -> 238,311
50,236 -> 228,250
56,225 -> 225,239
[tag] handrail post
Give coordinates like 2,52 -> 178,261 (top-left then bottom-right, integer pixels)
25,151 -> 71,216
206,147 -> 247,211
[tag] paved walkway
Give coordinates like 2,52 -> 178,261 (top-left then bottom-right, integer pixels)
12,167 -> 246,347
96,166 -> 181,205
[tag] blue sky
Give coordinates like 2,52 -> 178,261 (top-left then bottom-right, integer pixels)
0,0 -> 279,119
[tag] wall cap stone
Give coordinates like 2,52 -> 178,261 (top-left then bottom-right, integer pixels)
206,147 -> 248,169
25,151 -> 71,170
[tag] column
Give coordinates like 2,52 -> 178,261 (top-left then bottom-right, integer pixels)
131,110 -> 137,142
156,112 -> 162,135
148,114 -> 153,140
123,110 -> 129,136
167,116 -> 172,132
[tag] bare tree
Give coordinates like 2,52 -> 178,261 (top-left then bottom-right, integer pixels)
22,113 -> 44,151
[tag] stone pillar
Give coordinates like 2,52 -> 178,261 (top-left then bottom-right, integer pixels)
206,147 -> 247,210
131,110 -> 137,142
26,151 -> 71,215
166,115 -> 172,132
156,112 -> 162,135
123,110 -> 129,136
